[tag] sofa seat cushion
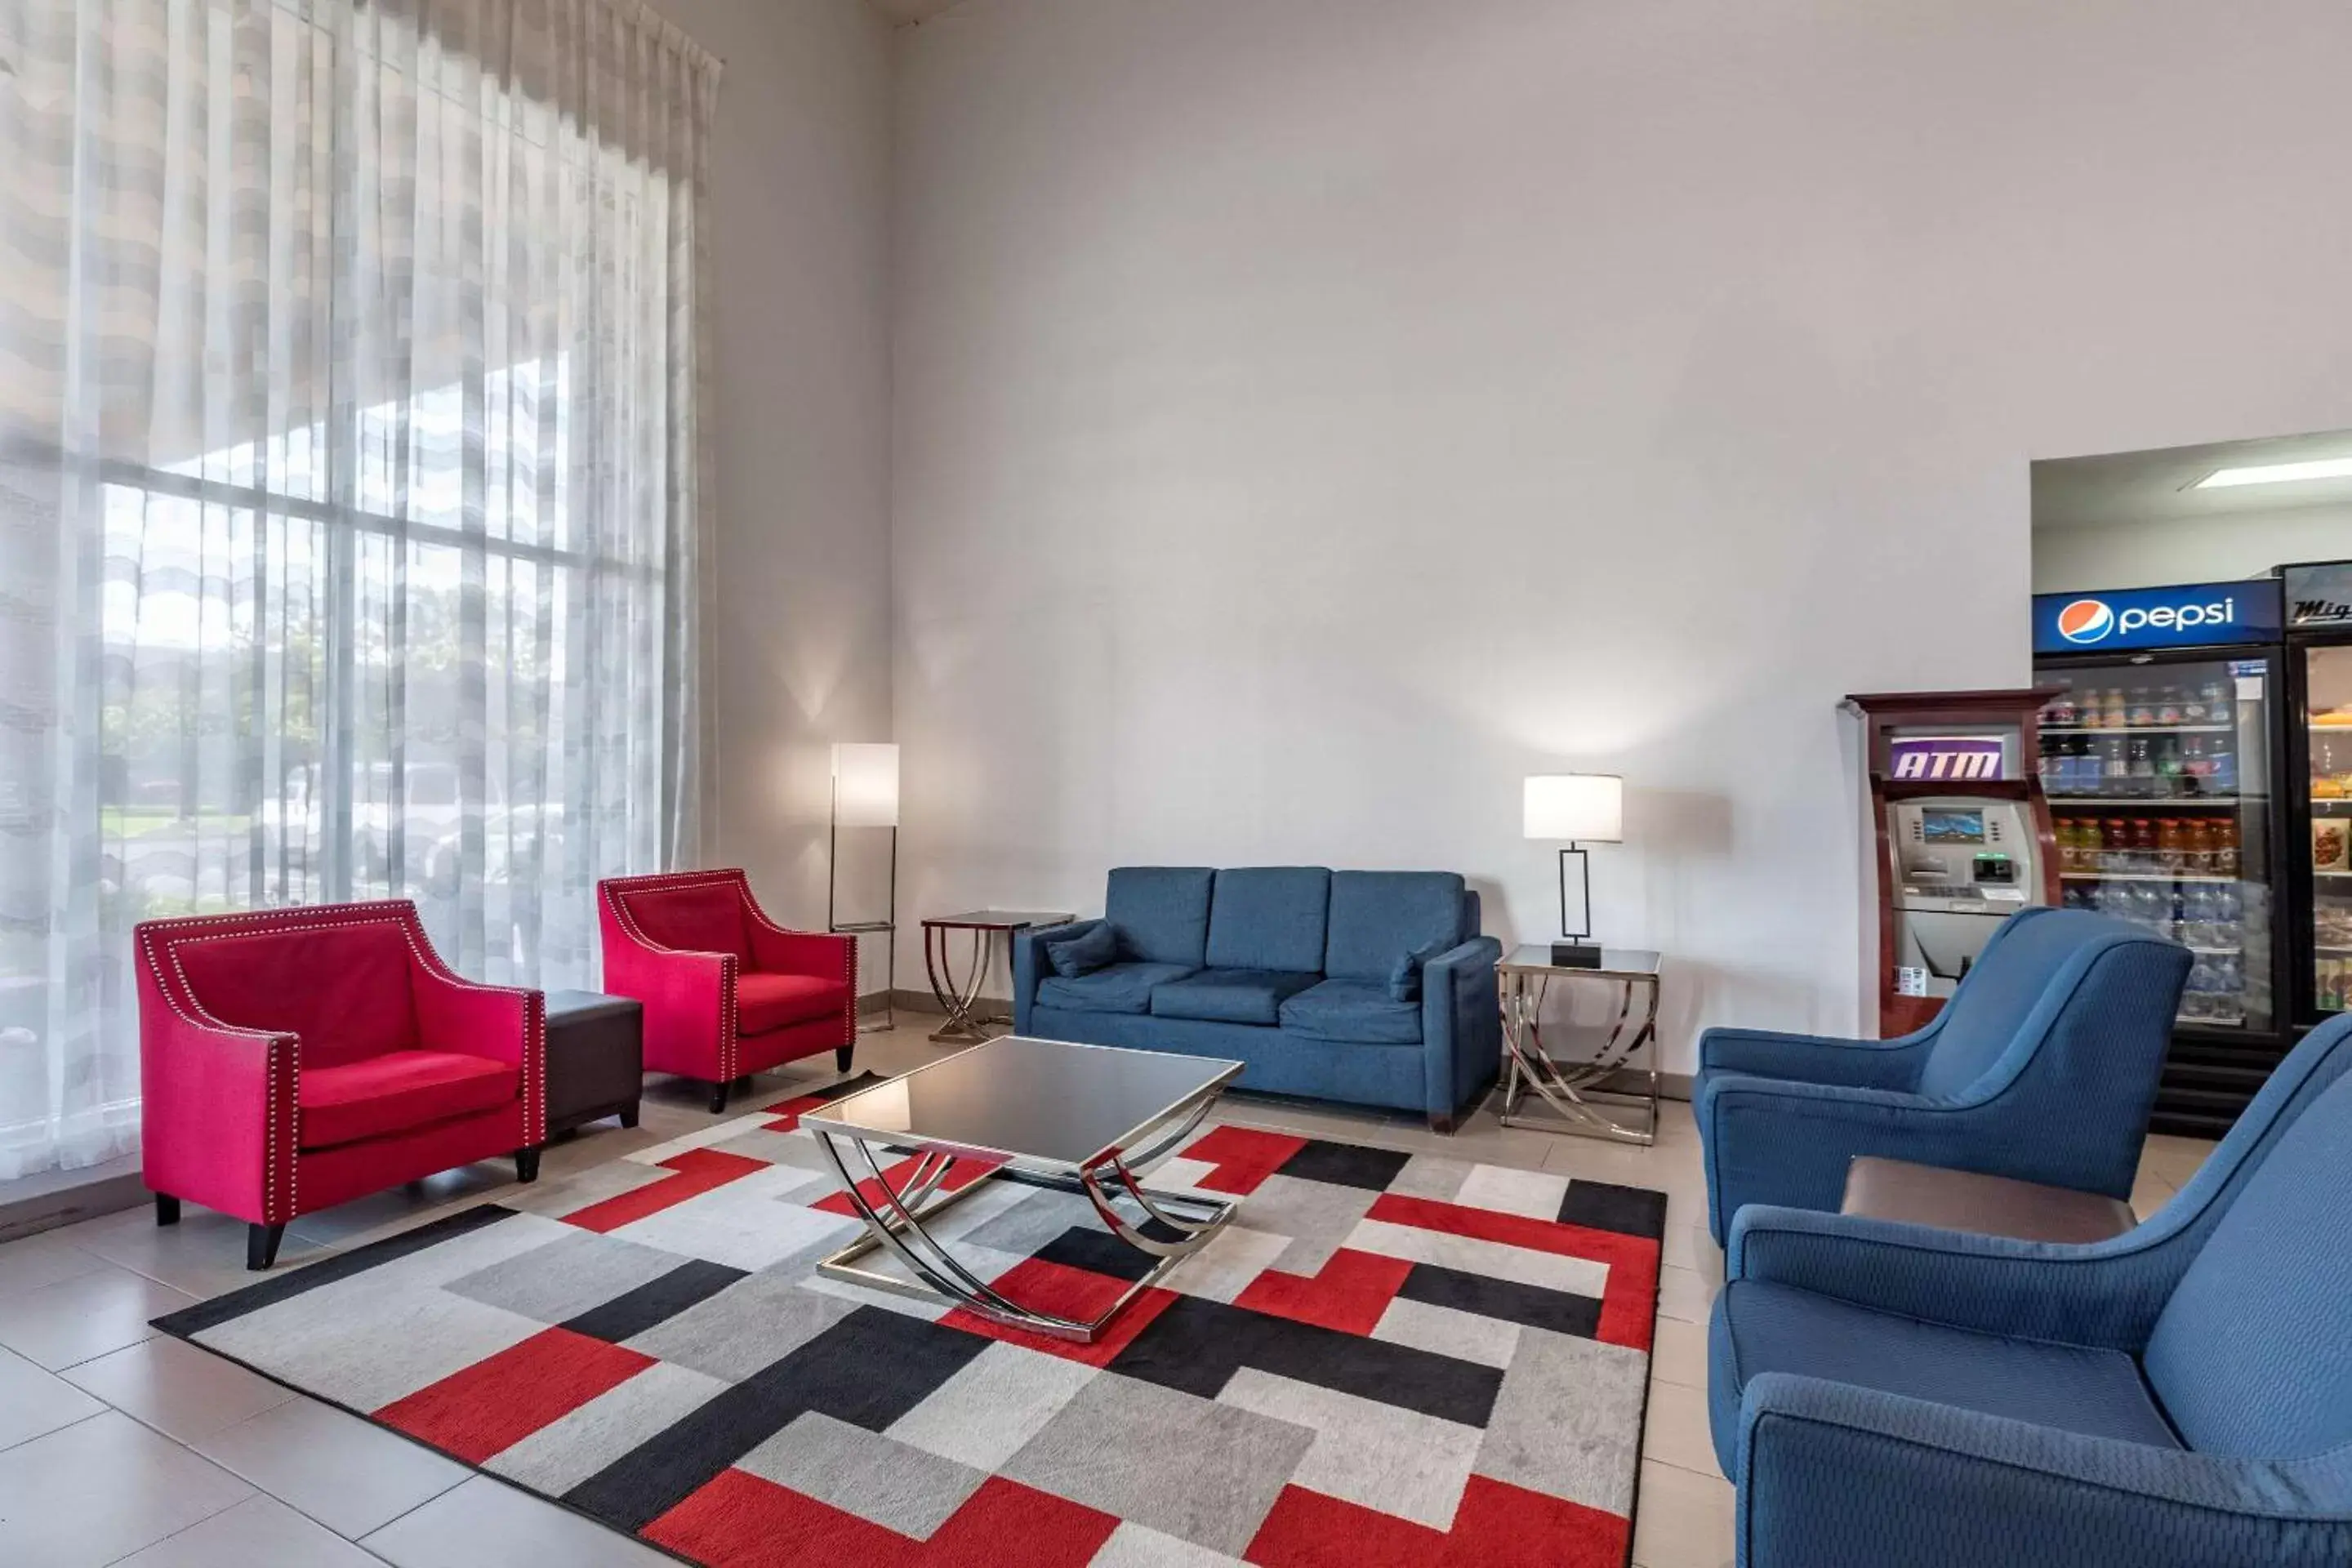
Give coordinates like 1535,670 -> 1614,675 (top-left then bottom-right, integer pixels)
1152,969 -> 1321,1027
1278,978 -> 1423,1045
737,972 -> 853,1035
1711,1279 -> 2181,1465
301,1049 -> 519,1150
1037,961 -> 1196,1016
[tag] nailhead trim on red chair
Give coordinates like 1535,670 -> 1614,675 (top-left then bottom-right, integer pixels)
600,869 -> 855,1085
136,900 -> 543,1223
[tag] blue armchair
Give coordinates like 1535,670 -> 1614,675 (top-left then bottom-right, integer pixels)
1706,1011 -> 2352,1567
1695,907 -> 2190,1244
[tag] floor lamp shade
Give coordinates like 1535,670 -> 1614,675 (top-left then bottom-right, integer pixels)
831,744 -> 900,829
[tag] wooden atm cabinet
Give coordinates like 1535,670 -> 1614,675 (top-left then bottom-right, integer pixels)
1845,689 -> 2064,1037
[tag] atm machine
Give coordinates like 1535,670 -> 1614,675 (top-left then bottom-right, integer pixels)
1844,690 -> 2063,1036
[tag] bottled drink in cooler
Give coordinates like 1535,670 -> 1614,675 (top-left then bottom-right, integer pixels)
2103,737 -> 2129,796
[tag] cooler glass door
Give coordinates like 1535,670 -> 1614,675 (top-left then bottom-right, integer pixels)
2035,656 -> 2274,1032
2304,644 -> 2352,1016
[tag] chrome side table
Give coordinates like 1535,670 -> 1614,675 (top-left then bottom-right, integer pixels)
920,910 -> 1075,1042
1495,945 -> 1663,1145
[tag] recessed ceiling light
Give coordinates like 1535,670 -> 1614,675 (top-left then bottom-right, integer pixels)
2194,457 -> 2352,488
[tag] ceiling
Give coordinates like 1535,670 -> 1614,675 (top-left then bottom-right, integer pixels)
866,0 -> 965,23
2032,427 -> 2352,531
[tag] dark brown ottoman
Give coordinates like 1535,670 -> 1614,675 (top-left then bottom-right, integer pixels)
1841,1156 -> 2137,1244
544,990 -> 644,1138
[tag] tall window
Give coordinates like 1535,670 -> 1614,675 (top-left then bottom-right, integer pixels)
0,0 -> 717,1179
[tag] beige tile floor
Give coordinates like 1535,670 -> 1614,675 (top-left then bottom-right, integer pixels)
0,1022 -> 2217,1567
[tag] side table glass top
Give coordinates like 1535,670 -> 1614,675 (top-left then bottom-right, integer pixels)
1497,945 -> 1662,980
920,910 -> 1076,931
802,1035 -> 1241,1169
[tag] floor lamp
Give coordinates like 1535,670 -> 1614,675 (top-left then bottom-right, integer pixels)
829,743 -> 898,1033
1524,773 -> 1623,968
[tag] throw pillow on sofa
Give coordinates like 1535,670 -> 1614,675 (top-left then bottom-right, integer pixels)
1047,924 -> 1118,977
1388,938 -> 1451,1002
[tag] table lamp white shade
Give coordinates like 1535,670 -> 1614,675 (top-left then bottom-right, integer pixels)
831,743 -> 900,829
1524,774 -> 1622,844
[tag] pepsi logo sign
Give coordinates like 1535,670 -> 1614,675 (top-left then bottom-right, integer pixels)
2055,599 -> 2114,644
2053,595 -> 2236,645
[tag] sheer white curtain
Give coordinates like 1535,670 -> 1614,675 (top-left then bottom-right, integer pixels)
0,0 -> 717,1180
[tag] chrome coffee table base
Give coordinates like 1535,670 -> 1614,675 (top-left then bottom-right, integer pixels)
810,1091 -> 1235,1343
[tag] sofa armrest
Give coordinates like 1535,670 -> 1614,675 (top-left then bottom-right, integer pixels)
1727,1205 -> 2186,1351
1421,934 -> 1503,1127
1697,1024 -> 1933,1090
409,961 -> 546,1144
599,900 -> 738,1078
744,913 -> 855,985
1013,920 -> 1100,1031
136,945 -> 299,1225
1735,1374 -> 2349,1568
1698,1072 -> 1953,1242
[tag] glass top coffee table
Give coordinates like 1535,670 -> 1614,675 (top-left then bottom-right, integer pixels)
802,1036 -> 1244,1343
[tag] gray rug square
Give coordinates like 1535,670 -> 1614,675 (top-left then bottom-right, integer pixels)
621,1272 -> 859,1382
1473,1325 -> 1650,1515
739,1411 -> 988,1538
1001,1370 -> 1313,1556
443,1230 -> 685,1325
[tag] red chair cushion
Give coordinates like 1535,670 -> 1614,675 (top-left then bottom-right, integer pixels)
175,921 -> 421,1067
622,883 -> 749,960
737,972 -> 853,1036
300,1049 -> 519,1150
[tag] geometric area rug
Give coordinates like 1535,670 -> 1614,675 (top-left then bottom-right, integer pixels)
154,1082 -> 1664,1567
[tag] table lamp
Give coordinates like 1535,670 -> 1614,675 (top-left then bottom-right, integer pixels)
1523,773 -> 1623,968
830,743 -> 899,1031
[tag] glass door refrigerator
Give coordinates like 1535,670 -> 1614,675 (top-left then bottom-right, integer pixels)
2031,579 -> 2290,1138
2281,562 -> 2352,1032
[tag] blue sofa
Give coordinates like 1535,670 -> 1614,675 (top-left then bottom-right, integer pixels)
1011,866 -> 1503,1130
1707,1010 -> 2352,1567
1695,907 -> 2190,1244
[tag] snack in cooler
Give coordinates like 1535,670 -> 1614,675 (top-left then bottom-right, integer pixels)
2318,822 -> 2351,873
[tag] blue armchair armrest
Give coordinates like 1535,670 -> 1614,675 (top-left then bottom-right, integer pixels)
1727,1204 -> 2191,1352
1696,1022 -> 1935,1091
1421,934 -> 1502,1129
1736,1374 -> 2352,1568
1011,919 -> 1100,1034
1698,1073 -> 1967,1242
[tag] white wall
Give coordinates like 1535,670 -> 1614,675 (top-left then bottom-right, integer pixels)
889,0 -> 2352,1070
2034,507 -> 2352,595
663,0 -> 898,980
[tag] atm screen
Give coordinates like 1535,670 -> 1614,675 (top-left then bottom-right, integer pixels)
1921,808 -> 1986,844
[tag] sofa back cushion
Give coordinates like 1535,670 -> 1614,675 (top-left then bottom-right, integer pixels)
174,920 -> 421,1067
2140,1063 -> 2352,1459
1206,867 -> 1331,973
1322,871 -> 1468,982
1106,866 -> 1216,966
623,881 -> 749,960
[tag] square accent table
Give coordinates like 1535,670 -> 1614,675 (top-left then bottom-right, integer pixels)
804,1036 -> 1242,1343
1495,945 -> 1664,1145
920,910 -> 1076,1042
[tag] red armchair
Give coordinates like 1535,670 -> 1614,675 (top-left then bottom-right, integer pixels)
598,869 -> 857,1113
136,901 -> 546,1269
